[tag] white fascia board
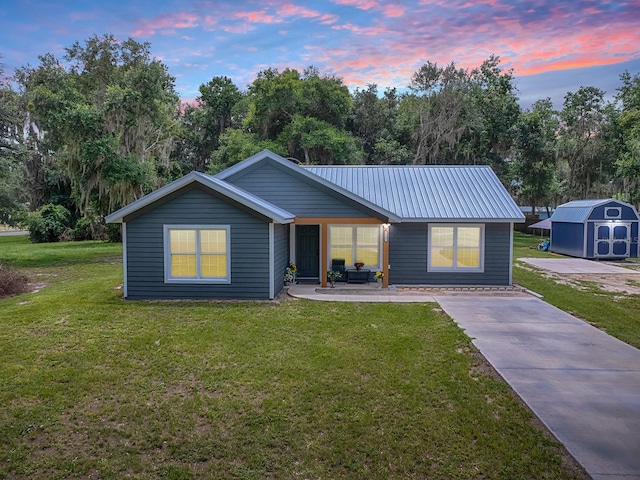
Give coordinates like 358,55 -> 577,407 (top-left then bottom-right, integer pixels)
401,217 -> 525,223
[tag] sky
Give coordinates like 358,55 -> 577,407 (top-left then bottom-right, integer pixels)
1,0 -> 639,109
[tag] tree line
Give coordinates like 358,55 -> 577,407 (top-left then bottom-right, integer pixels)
1,34 -> 639,241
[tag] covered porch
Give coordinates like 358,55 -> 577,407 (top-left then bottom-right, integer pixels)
291,217 -> 390,288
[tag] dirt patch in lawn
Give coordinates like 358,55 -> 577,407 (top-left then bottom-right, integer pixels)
517,260 -> 640,296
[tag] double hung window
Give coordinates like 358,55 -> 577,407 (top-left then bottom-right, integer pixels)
428,225 -> 483,271
164,225 -> 230,283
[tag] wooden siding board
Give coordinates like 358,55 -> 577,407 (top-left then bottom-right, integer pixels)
389,223 -> 511,286
126,188 -> 271,300
226,162 -> 372,218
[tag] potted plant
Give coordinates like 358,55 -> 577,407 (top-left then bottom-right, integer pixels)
374,270 -> 384,287
354,261 -> 365,271
284,262 -> 298,285
327,270 -> 341,288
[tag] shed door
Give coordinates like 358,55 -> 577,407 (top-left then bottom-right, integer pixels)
594,223 -> 630,257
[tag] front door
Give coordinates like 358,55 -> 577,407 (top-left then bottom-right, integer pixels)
295,225 -> 320,279
594,223 -> 630,257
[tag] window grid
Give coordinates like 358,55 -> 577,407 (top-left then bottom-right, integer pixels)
429,225 -> 483,272
165,226 -> 230,283
329,225 -> 381,268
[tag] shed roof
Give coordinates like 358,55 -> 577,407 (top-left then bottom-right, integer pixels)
305,165 -> 524,222
105,171 -> 295,224
551,199 -> 639,223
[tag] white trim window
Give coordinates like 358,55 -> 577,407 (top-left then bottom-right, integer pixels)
428,224 -> 484,272
329,225 -> 381,269
163,225 -> 230,283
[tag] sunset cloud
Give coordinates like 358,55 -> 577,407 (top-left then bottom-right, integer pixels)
132,12 -> 200,37
0,0 -> 638,107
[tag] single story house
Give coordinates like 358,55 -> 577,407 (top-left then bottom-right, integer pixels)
105,150 -> 524,300
550,199 -> 640,259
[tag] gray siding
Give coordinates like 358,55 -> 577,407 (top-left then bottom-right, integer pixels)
225,161 -> 373,218
125,185 -> 271,300
389,223 -> 511,286
273,223 -> 289,296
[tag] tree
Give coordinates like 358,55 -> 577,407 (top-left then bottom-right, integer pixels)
280,115 -> 361,165
558,86 -> 616,199
245,67 -> 301,140
207,129 -> 286,174
191,76 -> 243,170
349,84 -> 402,164
468,55 -> 521,177
409,61 -> 477,164
0,59 -> 26,222
244,66 -> 355,163
615,71 -> 640,205
510,99 -> 559,211
298,66 -> 352,129
17,34 -> 180,217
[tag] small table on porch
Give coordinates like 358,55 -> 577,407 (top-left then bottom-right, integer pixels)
346,269 -> 370,284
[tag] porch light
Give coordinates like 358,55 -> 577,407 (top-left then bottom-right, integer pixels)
382,223 -> 390,242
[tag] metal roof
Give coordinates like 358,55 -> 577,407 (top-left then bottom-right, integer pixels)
550,199 -> 638,223
105,171 -> 295,224
305,165 -> 524,222
528,218 -> 551,230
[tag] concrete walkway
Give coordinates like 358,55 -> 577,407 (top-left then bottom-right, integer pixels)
288,286 -> 640,479
287,284 -> 437,302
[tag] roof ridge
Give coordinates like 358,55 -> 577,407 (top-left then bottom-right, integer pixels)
305,164 -> 492,168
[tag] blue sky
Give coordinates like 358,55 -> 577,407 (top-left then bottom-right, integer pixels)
1,0 -> 639,108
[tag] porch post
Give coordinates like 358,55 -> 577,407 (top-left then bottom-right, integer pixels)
321,222 -> 328,287
382,224 -> 389,288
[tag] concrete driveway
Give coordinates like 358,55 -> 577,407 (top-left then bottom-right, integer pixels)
435,296 -> 640,480
520,257 -> 640,274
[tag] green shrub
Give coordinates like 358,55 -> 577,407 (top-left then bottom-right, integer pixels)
27,204 -> 72,243
106,223 -> 122,242
73,215 -> 107,241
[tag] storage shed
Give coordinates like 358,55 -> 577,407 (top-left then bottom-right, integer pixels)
550,199 -> 640,259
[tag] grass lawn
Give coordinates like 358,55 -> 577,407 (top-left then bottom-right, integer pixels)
512,231 -> 640,349
0,235 -> 583,479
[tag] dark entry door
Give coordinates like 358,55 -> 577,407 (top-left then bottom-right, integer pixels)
295,225 -> 320,279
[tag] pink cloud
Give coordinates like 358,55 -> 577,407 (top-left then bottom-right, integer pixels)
234,9 -> 277,23
333,0 -> 379,10
132,12 -> 200,37
221,23 -> 257,34
278,3 -> 321,18
382,4 -> 405,17
331,22 -> 391,36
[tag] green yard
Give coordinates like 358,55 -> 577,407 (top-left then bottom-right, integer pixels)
0,235 -> 587,479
